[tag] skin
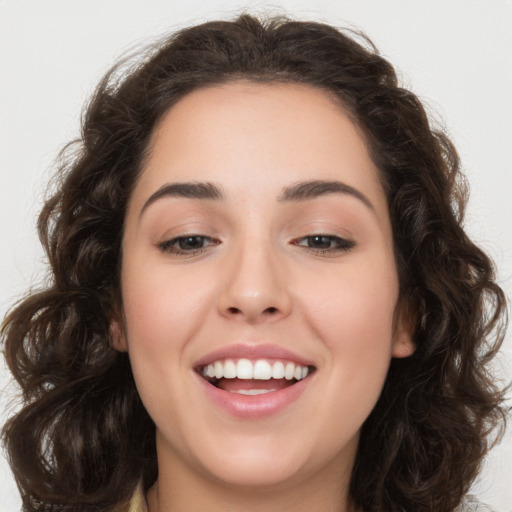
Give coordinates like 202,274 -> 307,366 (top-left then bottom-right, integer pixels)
115,81 -> 415,512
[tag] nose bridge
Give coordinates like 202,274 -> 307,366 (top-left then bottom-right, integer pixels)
217,231 -> 291,322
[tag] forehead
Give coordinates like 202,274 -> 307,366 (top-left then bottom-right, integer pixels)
131,81 -> 387,216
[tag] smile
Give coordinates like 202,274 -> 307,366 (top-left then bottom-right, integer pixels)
199,358 -> 311,395
202,358 -> 309,382
194,346 -> 316,418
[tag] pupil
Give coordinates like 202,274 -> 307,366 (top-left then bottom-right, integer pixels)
310,236 -> 331,248
180,236 -> 203,250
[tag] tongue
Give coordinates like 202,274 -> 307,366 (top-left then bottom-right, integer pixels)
217,378 -> 294,392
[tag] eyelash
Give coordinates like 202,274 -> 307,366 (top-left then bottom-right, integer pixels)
158,235 -> 220,256
292,235 -> 355,256
158,234 -> 354,257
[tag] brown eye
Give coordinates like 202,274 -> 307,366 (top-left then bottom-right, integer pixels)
293,235 -> 355,254
177,236 -> 208,250
158,235 -> 219,255
306,235 -> 336,249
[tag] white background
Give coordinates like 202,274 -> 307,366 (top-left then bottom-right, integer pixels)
1,1 -> 511,510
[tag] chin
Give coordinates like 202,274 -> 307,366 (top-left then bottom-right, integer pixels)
179,425 -> 358,491
201,450 -> 312,489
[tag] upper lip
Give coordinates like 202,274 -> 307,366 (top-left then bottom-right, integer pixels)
193,343 -> 316,369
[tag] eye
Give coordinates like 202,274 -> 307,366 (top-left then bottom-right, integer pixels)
158,235 -> 220,255
292,235 -> 355,255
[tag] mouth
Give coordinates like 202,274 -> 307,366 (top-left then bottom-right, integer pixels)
197,358 -> 315,395
193,345 -> 317,418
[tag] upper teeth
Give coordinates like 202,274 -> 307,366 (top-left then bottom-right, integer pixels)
201,359 -> 310,381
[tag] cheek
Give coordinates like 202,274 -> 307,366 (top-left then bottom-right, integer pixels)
121,258 -> 215,347
119,259 -> 219,417
120,260 -> 216,420
298,256 -> 399,384
302,258 -> 398,338
280,257 -> 400,457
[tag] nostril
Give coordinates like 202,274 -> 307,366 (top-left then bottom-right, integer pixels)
223,303 -> 285,320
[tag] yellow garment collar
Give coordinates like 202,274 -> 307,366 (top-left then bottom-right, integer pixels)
128,482 -> 148,512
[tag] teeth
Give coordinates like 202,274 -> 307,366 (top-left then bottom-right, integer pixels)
224,359 -> 237,378
202,359 -> 310,381
231,389 -> 277,395
253,360 -> 272,380
206,365 -> 215,378
284,362 -> 295,380
271,361 -> 285,379
214,361 -> 223,379
237,359 -> 253,379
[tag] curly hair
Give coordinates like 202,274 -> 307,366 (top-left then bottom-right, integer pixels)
2,14 -> 507,512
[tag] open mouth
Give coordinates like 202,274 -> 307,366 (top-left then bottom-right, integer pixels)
197,358 -> 315,395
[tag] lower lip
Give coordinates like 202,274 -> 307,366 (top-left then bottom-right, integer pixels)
195,373 -> 313,419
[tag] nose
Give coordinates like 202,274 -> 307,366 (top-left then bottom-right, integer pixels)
217,241 -> 292,323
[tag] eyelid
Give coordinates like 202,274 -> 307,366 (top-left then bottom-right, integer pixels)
158,234 -> 221,256
156,231 -> 354,259
291,234 -> 355,257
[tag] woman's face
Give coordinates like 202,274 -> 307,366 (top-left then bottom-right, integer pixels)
118,81 -> 413,490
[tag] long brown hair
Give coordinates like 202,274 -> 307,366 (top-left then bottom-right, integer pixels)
2,14 -> 507,512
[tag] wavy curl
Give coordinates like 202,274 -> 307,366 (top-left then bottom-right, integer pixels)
2,14 -> 508,512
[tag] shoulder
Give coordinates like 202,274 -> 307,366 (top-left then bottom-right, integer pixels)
455,495 -> 496,512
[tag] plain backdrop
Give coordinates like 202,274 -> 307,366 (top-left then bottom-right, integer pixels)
1,1 -> 511,510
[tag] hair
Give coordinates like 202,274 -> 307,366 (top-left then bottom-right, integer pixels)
2,13 -> 508,512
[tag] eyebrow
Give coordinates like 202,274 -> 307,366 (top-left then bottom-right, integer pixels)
278,180 -> 374,210
140,182 -> 223,217
139,178 -> 374,217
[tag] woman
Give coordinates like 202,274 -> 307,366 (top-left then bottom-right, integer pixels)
1,14 -> 507,512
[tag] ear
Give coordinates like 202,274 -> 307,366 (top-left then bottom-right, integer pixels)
110,318 -> 128,352
391,302 -> 416,359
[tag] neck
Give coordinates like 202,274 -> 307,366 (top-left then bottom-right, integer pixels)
146,433 -> 359,512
